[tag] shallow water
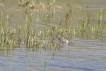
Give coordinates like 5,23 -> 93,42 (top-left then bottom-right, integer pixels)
0,0 -> 106,71
0,39 -> 106,71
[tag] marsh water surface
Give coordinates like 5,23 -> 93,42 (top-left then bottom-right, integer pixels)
0,0 -> 106,71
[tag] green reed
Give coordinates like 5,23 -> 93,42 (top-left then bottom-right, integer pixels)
49,0 -> 56,6
0,1 -> 106,53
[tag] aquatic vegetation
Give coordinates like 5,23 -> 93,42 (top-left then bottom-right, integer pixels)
0,0 -> 106,53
